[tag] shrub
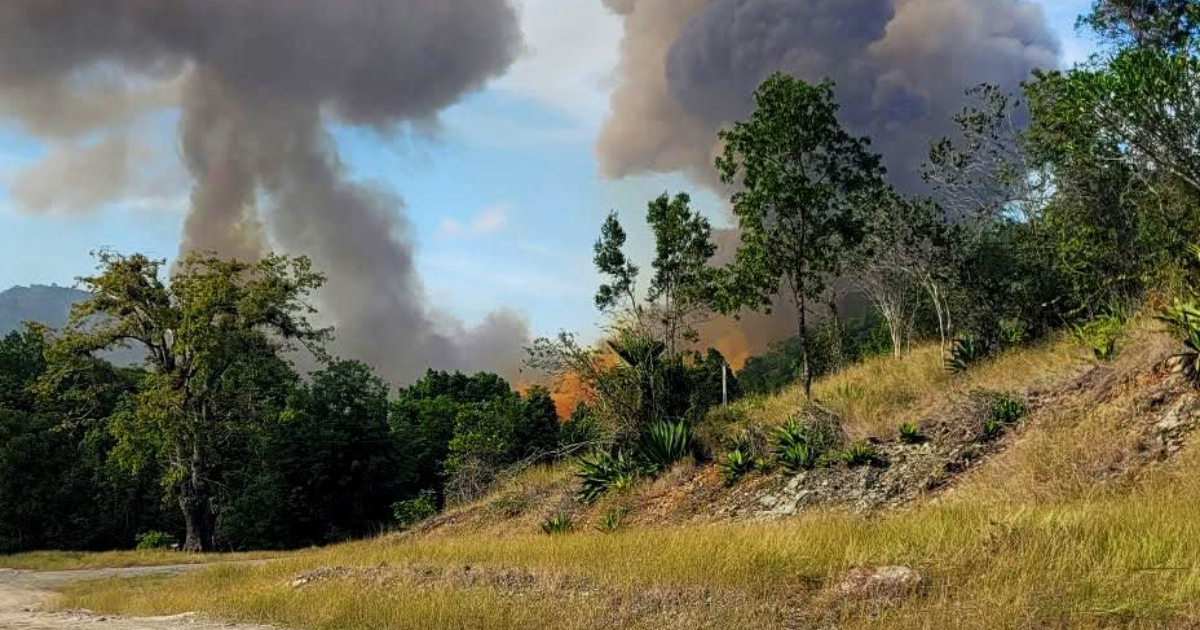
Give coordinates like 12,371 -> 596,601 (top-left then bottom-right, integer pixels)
135,530 -> 177,551
982,416 -> 1007,441
777,442 -> 816,472
982,392 -> 1027,440
596,509 -> 626,533
577,449 -> 642,503
1073,315 -> 1123,361
392,490 -> 439,530
638,420 -> 693,472
1157,301 -> 1200,385
989,393 -> 1028,425
840,441 -> 880,467
540,513 -> 573,535
721,449 -> 754,484
771,416 -> 838,472
947,333 -> 987,373
898,422 -> 924,444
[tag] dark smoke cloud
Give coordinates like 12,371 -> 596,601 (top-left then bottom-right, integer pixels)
0,0 -> 532,383
600,0 -> 1060,355
600,0 -> 1060,191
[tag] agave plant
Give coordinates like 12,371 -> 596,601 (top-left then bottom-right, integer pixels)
577,449 -> 641,503
638,419 -> 693,472
777,442 -> 815,472
898,422 -> 924,444
720,449 -> 754,484
541,513 -> 573,535
1157,301 -> 1200,385
947,333 -> 986,373
840,441 -> 879,468
596,508 -> 626,533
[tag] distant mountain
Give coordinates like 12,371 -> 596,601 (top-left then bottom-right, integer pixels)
0,284 -> 143,366
0,284 -> 89,334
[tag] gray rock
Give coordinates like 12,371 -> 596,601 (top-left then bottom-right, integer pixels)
834,565 -> 923,600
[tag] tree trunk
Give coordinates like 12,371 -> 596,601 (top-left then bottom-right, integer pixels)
799,292 -> 812,399
179,443 -> 215,552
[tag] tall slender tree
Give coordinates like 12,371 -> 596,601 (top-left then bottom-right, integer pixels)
715,73 -> 885,397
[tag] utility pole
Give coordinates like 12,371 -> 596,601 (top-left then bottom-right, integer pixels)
722,361 -> 728,407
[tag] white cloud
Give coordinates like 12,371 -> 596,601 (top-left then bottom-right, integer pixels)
493,0 -> 622,127
439,202 -> 512,239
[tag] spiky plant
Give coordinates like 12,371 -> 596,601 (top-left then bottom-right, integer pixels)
898,422 -> 924,444
541,513 -> 573,535
638,420 -> 693,472
947,333 -> 986,373
720,449 -> 754,484
596,509 -> 626,533
777,442 -> 815,472
840,441 -> 879,467
577,449 -> 641,504
1157,301 -> 1200,385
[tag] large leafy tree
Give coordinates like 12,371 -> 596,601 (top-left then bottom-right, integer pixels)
716,73 -> 885,397
55,251 -> 329,551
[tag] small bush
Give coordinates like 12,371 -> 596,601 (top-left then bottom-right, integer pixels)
989,393 -> 1028,425
721,449 -> 754,484
135,530 -> 177,551
777,442 -> 815,472
1074,315 -> 1123,361
393,490 -> 438,530
596,509 -> 626,533
577,449 -> 642,503
982,392 -> 1027,440
898,422 -> 924,444
840,441 -> 880,467
982,416 -> 1007,441
771,416 -> 838,472
540,513 -> 573,535
638,420 -> 693,472
947,333 -> 987,373
1157,301 -> 1200,385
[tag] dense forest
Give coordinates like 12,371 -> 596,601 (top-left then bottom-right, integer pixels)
4,0 -> 1200,554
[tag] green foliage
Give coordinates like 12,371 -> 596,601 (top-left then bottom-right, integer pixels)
392,490 -> 439,531
771,418 -> 838,473
840,441 -> 880,468
638,420 -> 693,472
738,313 -> 891,396
596,509 -> 626,533
134,531 -> 177,550
540,513 -> 573,536
559,402 -> 604,449
948,333 -> 987,374
577,449 -> 643,504
716,73 -> 886,397
721,448 -> 754,484
899,423 -> 925,445
1157,301 -> 1200,384
983,392 -> 1028,440
1074,315 -> 1124,361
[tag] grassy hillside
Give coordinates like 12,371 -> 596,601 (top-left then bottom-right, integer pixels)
52,321 -> 1200,629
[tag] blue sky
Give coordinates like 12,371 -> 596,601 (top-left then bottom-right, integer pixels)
0,0 -> 1097,341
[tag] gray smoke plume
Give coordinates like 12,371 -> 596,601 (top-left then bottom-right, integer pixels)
600,0 -> 1060,191
0,1 -> 532,382
600,0 -> 1060,356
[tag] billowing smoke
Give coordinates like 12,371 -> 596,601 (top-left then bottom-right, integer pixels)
0,1 -> 533,383
600,0 -> 1060,191
600,0 -> 1060,358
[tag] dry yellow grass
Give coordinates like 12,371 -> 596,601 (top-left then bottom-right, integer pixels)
726,331 -> 1089,441
53,321 -> 1200,629
0,549 -> 284,571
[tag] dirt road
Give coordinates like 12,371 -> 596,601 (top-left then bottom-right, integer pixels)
0,565 -> 277,630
